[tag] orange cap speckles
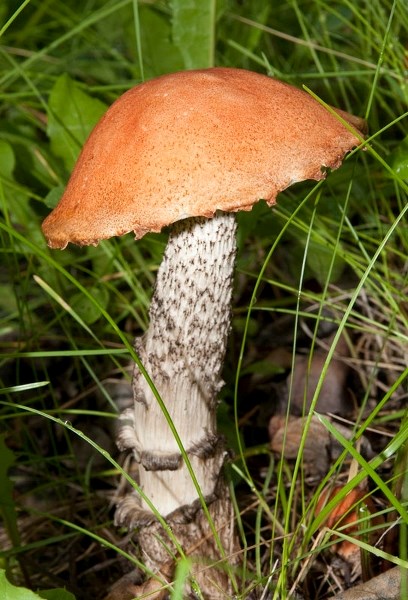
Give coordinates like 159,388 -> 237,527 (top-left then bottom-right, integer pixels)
42,67 -> 365,249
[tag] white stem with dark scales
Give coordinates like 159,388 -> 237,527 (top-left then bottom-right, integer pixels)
116,211 -> 237,524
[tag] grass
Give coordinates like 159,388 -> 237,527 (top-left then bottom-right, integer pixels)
1,0 -> 407,598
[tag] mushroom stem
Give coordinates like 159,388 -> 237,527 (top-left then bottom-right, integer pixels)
116,211 -> 237,524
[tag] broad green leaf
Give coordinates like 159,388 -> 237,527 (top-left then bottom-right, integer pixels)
43,185 -> 64,210
240,359 -> 284,378
0,284 -> 18,318
171,0 -> 216,68
0,570 -> 40,600
0,571 -> 76,600
305,239 -> 345,285
390,136 -> 408,179
47,74 -> 107,171
0,140 -> 15,179
38,589 -> 76,600
289,237 -> 345,286
0,436 -> 19,549
139,6 -> 184,77
0,141 -> 44,244
71,286 -> 110,325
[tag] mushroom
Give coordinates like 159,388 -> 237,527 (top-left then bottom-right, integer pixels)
42,67 -> 365,596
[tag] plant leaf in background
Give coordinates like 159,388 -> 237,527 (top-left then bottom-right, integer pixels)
71,285 -> 110,325
0,140 -> 43,243
0,570 -> 41,600
0,140 -> 15,178
0,435 -> 19,551
390,135 -> 408,179
303,238 -> 345,286
38,588 -> 76,600
139,5 -> 184,77
285,236 -> 345,287
0,570 -> 76,600
171,0 -> 216,68
47,74 -> 107,172
43,185 -> 65,210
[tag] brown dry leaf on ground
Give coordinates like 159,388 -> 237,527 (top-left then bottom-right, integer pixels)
315,484 -> 384,582
104,561 -> 173,600
286,334 -> 352,416
268,414 -> 374,477
327,566 -> 406,600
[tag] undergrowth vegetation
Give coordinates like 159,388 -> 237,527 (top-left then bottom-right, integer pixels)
0,1 -> 407,599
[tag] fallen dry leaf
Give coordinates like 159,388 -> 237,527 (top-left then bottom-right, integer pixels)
287,348 -> 351,416
316,484 -> 383,581
269,414 -> 333,475
104,562 -> 173,600
268,415 -> 374,477
327,565 -> 404,600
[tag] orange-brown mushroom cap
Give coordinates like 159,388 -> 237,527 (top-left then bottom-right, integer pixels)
42,68 -> 365,249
